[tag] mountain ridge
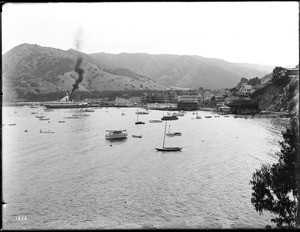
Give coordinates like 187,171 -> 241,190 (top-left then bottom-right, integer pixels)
3,43 -> 271,101
89,51 -> 269,89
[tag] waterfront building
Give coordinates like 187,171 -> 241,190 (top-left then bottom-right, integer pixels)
219,106 -> 231,114
146,93 -> 168,103
114,97 -> 132,106
128,97 -> 142,105
178,95 -> 197,102
225,95 -> 258,114
177,95 -> 199,111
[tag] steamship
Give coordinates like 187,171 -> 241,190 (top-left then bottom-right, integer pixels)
44,94 -> 89,109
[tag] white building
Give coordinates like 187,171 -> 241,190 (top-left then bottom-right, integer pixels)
114,97 -> 131,106
204,91 -> 214,101
239,85 -> 253,95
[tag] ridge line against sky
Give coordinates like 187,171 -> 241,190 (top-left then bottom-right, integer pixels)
2,2 -> 299,66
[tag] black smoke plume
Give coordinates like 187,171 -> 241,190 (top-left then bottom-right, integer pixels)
70,57 -> 84,96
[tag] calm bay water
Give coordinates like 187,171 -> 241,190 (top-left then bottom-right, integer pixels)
2,106 -> 289,229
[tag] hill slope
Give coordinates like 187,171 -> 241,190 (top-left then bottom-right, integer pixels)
90,52 -> 268,89
2,44 -> 167,101
251,75 -> 299,113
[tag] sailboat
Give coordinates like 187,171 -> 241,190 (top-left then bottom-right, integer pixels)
196,111 -> 201,119
166,124 -> 182,136
135,114 -> 145,125
155,122 -> 182,151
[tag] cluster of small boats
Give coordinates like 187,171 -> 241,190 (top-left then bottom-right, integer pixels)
102,109 -> 239,152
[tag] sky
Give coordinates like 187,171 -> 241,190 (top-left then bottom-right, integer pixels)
2,2 -> 299,66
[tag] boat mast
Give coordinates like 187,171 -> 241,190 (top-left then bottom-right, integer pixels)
163,121 -> 167,148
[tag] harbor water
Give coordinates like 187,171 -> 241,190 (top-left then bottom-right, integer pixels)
2,106 -> 289,229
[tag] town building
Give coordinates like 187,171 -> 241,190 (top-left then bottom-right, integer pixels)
286,67 -> 299,78
128,96 -> 142,105
177,95 -> 199,111
114,97 -> 132,106
239,85 -> 253,96
204,91 -> 214,101
215,95 -> 224,101
252,84 -> 264,92
225,95 -> 258,114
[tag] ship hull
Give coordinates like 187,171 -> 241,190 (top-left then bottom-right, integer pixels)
45,104 -> 89,109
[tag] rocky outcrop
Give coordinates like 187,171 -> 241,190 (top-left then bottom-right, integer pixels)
251,75 -> 299,113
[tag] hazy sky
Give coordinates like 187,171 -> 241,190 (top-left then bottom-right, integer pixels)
2,2 -> 299,66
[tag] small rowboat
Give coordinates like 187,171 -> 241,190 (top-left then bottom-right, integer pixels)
135,121 -> 145,125
39,118 -> 50,120
149,120 -> 162,123
155,147 -> 182,152
40,129 -> 55,133
166,132 -> 182,136
132,135 -> 142,138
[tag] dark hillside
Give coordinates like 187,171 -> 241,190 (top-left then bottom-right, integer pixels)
251,75 -> 298,113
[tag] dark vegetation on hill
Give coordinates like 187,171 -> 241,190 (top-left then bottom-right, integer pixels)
2,44 -> 167,102
251,67 -> 299,113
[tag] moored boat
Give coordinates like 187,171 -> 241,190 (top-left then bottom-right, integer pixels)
135,121 -> 145,125
161,115 -> 178,121
39,117 -> 50,120
135,114 -> 145,125
132,135 -> 142,138
40,129 -> 54,133
105,130 -> 128,140
84,108 -> 95,112
135,109 -> 149,115
149,120 -> 162,123
156,147 -> 182,152
44,94 -> 89,109
155,122 -> 182,152
44,109 -> 54,112
166,132 -> 182,136
172,112 -> 185,117
166,125 -> 182,136
64,116 -> 80,119
45,102 -> 89,109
